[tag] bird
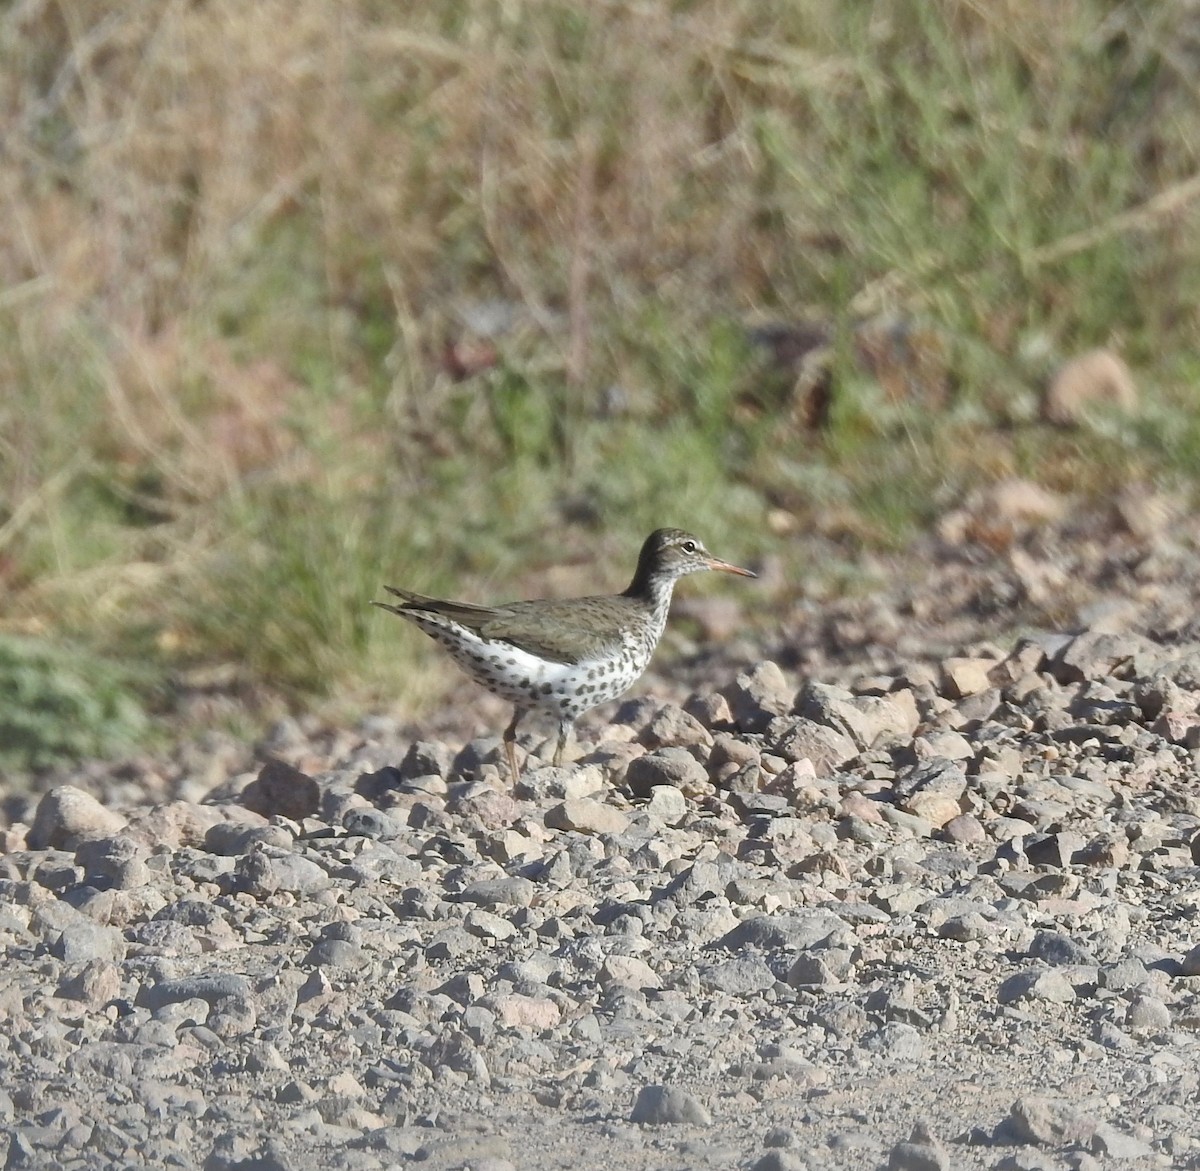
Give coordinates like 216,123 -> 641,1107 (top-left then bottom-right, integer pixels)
372,528 -> 755,786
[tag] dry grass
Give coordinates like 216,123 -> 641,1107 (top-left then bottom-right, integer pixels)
3,0 -> 1200,764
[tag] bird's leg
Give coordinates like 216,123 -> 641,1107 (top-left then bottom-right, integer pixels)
503,709 -> 523,788
553,719 -> 573,768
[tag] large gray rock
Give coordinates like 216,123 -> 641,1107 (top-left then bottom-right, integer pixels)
767,718 -> 858,775
28,787 -> 127,850
722,662 -> 794,733
630,1084 -> 711,1126
625,748 -> 709,796
796,681 -> 919,749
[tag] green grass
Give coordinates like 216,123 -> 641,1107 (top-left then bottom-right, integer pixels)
0,635 -> 154,773
3,0 -> 1200,770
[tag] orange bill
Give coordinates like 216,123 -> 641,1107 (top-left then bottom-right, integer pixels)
704,556 -> 756,578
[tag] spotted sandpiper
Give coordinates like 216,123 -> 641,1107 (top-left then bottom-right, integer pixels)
373,529 -> 755,786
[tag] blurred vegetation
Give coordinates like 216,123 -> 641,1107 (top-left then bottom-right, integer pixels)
0,634 -> 151,770
3,0 -> 1200,769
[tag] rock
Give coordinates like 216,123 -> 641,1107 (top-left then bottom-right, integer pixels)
1115,484 -> 1176,540
708,733 -> 761,776
625,748 -> 709,797
544,799 -> 630,835
864,1023 -> 924,1060
449,782 -> 518,826
886,1121 -> 949,1171
55,958 -> 121,1006
266,851 -> 331,895
731,790 -> 791,820
426,926 -> 479,961
1181,943 -> 1200,976
887,1141 -> 948,1171
1126,994 -> 1171,1031
942,814 -> 985,844
997,968 -> 1076,1006
1090,1123 -> 1153,1160
457,876 -> 535,908
122,800 -> 222,850
413,1136 -> 512,1166
638,704 -> 714,750
656,860 -> 725,907
139,973 -> 253,1011
1051,631 -> 1160,685
900,791 -> 961,829
1100,958 -> 1149,992
599,954 -> 661,990
630,1084 -> 711,1126
893,758 -> 967,804
644,785 -> 688,827
611,695 -> 661,732
208,993 -> 257,1038
28,787 -> 127,850
936,913 -> 994,942
302,937 -> 367,971
940,657 -> 994,699
989,479 -> 1067,526
240,758 -> 320,820
1027,930 -> 1095,966
1002,1097 -> 1099,1145
462,907 -> 516,941
722,661 -> 794,732
232,850 -> 284,901
768,718 -> 859,775
202,1133 -> 258,1171
483,993 -> 561,1030
878,805 -> 933,837
204,821 -> 291,856
739,1045 -> 825,1089
797,682 -> 919,749
1024,831 -> 1086,868
517,764 -> 603,801
42,916 -> 124,959
341,806 -> 406,839
698,956 -> 776,995
354,765 -> 406,801
911,729 -> 974,761
1043,348 -> 1137,426
786,954 -> 840,989
399,740 -> 454,780
74,835 -> 150,889
751,1152 -> 807,1171
683,691 -> 735,730
717,912 -> 846,951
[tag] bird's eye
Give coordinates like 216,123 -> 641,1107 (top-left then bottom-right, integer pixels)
682,540 -> 697,554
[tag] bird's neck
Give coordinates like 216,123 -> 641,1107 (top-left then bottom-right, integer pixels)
623,571 -> 677,629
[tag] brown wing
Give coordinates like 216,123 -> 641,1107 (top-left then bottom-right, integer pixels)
376,587 -> 632,665
379,587 -> 499,623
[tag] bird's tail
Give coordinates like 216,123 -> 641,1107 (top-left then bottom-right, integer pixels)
369,598 -> 405,617
371,585 -> 435,615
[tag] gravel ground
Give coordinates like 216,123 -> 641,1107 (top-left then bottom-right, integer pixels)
4,499 -> 1200,1171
